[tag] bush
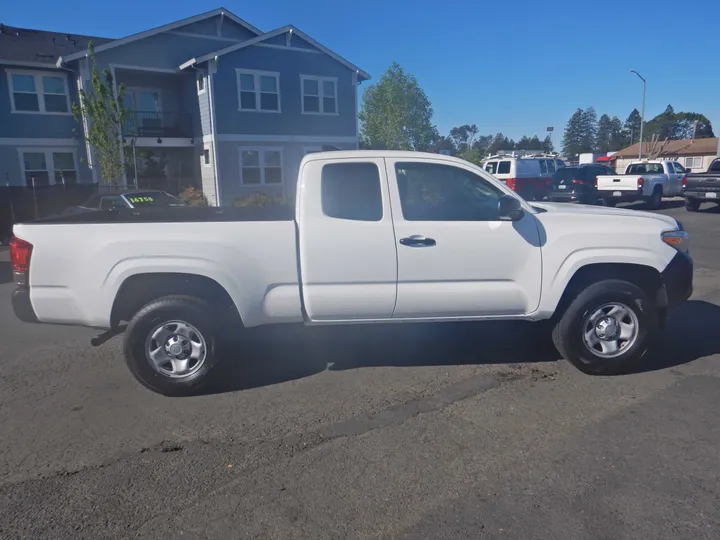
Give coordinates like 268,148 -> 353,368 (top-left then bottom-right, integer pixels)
178,186 -> 208,206
233,191 -> 289,207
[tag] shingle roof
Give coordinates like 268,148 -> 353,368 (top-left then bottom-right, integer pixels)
613,138 -> 720,158
0,23 -> 113,66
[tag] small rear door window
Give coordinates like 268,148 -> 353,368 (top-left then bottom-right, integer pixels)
321,162 -> 382,221
497,161 -> 511,174
484,161 -> 498,174
539,160 -> 548,174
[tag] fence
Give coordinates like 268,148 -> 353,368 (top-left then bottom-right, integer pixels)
0,175 -> 190,242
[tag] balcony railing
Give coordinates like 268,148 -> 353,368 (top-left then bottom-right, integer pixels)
123,111 -> 192,138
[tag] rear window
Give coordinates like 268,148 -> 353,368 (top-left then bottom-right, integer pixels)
710,160 -> 720,173
484,161 -> 498,174
626,163 -> 663,174
553,167 -> 580,181
321,162 -> 382,221
497,161 -> 511,174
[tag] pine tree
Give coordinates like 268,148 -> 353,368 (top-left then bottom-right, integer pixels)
596,114 -> 613,152
579,107 -> 598,153
624,109 -> 642,146
608,116 -> 626,150
542,135 -> 554,153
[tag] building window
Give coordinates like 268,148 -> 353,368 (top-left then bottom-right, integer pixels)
236,69 -> 280,112
203,148 -> 211,166
684,156 -> 703,169
196,71 -> 206,94
239,148 -> 283,185
8,70 -> 70,114
300,75 -> 337,115
19,149 -> 77,187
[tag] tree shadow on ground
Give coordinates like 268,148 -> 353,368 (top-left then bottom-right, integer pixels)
201,299 -> 720,395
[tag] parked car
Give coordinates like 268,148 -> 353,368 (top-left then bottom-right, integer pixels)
482,154 -> 565,201
65,190 -> 188,213
546,164 -> 616,204
684,158 -> 720,211
10,150 -> 692,396
595,160 -> 686,209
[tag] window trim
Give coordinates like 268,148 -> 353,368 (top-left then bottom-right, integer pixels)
235,69 -> 281,113
238,146 -> 284,186
684,156 -> 702,169
6,69 -> 72,115
300,74 -> 339,115
196,71 -> 206,94
17,148 -> 79,186
202,147 -> 211,167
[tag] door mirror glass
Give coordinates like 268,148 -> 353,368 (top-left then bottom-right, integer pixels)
498,195 -> 524,221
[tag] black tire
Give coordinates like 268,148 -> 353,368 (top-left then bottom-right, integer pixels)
648,187 -> 663,210
552,280 -> 658,375
685,198 -> 701,212
123,295 -> 222,396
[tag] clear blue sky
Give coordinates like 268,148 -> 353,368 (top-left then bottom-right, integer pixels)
5,0 -> 720,143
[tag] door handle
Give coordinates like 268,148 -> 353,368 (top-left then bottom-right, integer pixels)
399,235 -> 436,247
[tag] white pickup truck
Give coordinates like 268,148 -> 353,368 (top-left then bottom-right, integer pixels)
10,151 -> 693,396
595,160 -> 687,209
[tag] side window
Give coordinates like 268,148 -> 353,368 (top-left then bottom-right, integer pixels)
485,161 -> 498,174
710,160 -> 720,173
321,162 -> 382,221
547,159 -> 556,173
395,162 -> 502,222
497,161 -> 511,174
100,196 -> 121,210
539,160 -> 548,174
666,162 -> 675,173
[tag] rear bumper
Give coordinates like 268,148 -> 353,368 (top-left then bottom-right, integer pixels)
596,188 -> 645,201
660,251 -> 693,309
11,287 -> 39,323
685,190 -> 719,200
548,192 -> 595,204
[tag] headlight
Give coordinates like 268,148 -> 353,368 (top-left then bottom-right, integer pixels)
662,230 -> 690,253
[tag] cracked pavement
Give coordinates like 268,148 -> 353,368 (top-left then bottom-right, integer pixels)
1,203 -> 720,539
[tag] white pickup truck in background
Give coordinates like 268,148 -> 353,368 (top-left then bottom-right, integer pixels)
595,160 -> 687,209
10,151 -> 693,396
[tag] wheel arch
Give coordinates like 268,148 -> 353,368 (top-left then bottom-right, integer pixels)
110,272 -> 242,328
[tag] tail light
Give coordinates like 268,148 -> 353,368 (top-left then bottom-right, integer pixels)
545,180 -> 554,186
637,177 -> 644,189
682,176 -> 687,189
10,236 -> 33,286
505,178 -> 517,191
571,178 -> 584,185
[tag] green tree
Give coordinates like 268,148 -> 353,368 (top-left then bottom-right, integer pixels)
596,114 -> 612,152
359,62 -> 437,151
72,43 -> 129,187
675,112 -> 714,139
429,135 -> 456,155
449,124 -> 479,153
562,108 -> 584,156
579,107 -> 598,153
623,109 -> 642,146
608,116 -> 626,150
488,133 -> 514,154
542,135 -> 554,153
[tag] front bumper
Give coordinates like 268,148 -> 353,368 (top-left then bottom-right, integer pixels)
11,287 -> 39,323
659,251 -> 693,308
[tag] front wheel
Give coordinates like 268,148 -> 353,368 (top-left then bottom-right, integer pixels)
123,295 -> 223,396
552,280 -> 658,375
685,198 -> 701,212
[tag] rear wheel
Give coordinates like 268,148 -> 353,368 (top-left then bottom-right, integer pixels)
552,280 -> 658,375
123,295 -> 223,396
648,187 -> 663,210
685,198 -> 701,212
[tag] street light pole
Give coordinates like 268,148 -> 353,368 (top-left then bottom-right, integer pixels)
630,70 -> 646,159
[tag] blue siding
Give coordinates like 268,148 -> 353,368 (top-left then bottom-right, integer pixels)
221,22 -> 257,41
212,45 -> 356,137
179,16 -> 256,41
0,65 -> 80,139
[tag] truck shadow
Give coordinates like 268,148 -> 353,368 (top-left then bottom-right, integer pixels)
204,300 -> 720,395
0,261 -> 12,285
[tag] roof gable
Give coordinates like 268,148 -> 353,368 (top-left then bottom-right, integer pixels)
179,25 -> 371,81
57,7 -> 261,66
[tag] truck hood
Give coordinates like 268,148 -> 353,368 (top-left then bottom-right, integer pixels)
531,202 -> 680,229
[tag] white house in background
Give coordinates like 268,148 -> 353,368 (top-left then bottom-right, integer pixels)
610,138 -> 720,173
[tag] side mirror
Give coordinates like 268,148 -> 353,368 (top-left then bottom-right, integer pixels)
498,195 -> 524,221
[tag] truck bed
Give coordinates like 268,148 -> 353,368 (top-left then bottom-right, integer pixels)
13,205 -> 303,329
685,172 -> 720,201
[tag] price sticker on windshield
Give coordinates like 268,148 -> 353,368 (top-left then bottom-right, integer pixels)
128,196 -> 154,203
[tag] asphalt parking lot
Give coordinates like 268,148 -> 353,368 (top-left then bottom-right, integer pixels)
1,201 -> 720,539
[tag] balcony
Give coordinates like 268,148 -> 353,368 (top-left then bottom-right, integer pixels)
123,110 -> 193,139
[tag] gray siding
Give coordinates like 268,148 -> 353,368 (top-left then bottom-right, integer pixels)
198,76 -> 212,136
179,17 -> 256,41
213,45 -> 357,137
200,141 -> 217,205
215,140 -> 358,205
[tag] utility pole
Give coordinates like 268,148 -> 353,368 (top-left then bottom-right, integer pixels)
630,70 -> 646,159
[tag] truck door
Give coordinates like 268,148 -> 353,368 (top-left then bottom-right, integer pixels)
385,158 -> 542,319
666,162 -> 683,194
298,157 -> 398,322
